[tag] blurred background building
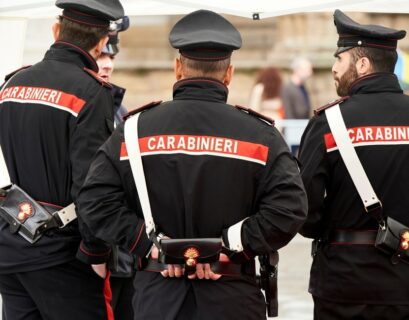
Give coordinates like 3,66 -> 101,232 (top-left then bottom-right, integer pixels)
22,12 -> 409,114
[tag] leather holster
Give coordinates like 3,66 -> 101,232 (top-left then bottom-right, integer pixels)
0,184 -> 58,243
158,238 -> 222,272
375,216 -> 409,264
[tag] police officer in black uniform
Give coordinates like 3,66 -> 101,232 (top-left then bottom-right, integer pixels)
299,9 -> 409,319
97,16 -> 129,127
97,15 -> 136,320
0,0 -> 124,319
78,9 -> 307,320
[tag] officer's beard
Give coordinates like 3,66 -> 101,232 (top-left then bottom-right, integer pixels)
335,63 -> 359,97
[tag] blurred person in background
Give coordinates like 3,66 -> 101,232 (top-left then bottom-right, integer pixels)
249,67 -> 285,122
97,16 -> 129,126
282,57 -> 313,119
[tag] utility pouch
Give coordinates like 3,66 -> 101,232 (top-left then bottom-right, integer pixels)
159,238 -> 222,272
108,245 -> 135,278
375,217 -> 409,264
0,184 -> 58,243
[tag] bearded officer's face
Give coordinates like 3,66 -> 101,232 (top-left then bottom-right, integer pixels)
332,50 -> 359,97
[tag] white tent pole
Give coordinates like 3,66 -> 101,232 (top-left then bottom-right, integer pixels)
0,17 -> 27,82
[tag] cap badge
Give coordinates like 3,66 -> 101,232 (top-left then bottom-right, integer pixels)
17,202 -> 34,222
184,247 -> 200,267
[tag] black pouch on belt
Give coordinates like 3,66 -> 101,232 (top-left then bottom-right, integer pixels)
0,184 -> 57,243
158,238 -> 222,273
375,217 -> 409,264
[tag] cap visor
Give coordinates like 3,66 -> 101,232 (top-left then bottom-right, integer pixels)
334,47 -> 353,56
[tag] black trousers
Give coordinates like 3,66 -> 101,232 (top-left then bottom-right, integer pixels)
313,296 -> 409,320
133,271 -> 266,320
0,260 -> 112,320
110,276 -> 134,320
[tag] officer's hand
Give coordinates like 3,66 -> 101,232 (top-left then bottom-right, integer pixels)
187,253 -> 230,281
91,263 -> 107,278
150,245 -> 184,278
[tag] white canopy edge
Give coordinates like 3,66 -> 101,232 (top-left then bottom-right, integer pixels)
1,0 -> 409,19
0,0 -> 408,81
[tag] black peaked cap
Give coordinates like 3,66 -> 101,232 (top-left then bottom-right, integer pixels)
56,0 -> 124,28
169,9 -> 242,60
334,9 -> 406,55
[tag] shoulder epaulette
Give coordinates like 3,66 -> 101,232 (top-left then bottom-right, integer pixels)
4,65 -> 31,81
83,67 -> 113,88
314,96 -> 349,115
235,105 -> 274,126
123,100 -> 163,121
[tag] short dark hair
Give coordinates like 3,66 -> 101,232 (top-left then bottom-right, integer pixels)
57,16 -> 110,51
350,47 -> 398,73
180,55 -> 231,80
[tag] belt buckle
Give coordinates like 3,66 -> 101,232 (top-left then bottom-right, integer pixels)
365,201 -> 384,228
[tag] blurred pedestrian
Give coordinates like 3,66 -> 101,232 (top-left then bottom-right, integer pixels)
249,67 -> 284,121
282,57 -> 313,119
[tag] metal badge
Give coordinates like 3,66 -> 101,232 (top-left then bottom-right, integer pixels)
400,231 -> 409,250
184,247 -> 199,267
17,202 -> 34,222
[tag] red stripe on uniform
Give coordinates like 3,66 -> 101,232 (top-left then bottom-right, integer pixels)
120,135 -> 269,165
104,271 -> 114,320
0,86 -> 86,116
120,142 -> 128,158
325,126 -> 409,151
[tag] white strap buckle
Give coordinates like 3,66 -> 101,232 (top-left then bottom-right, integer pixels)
54,203 -> 77,228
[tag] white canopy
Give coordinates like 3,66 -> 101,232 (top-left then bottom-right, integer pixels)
1,0 -> 409,80
2,0 -> 409,19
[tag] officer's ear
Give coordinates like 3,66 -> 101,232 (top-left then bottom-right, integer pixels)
223,65 -> 234,86
356,56 -> 372,76
174,57 -> 183,81
52,22 -> 60,41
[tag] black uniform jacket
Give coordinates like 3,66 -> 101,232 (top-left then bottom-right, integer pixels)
112,83 -> 127,126
78,77 -> 307,265
0,41 -> 114,273
299,73 -> 409,304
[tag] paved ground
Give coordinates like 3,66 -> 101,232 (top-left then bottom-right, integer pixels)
0,235 -> 313,319
273,234 -> 313,320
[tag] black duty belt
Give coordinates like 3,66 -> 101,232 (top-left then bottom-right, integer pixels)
144,258 -> 255,277
329,230 -> 377,245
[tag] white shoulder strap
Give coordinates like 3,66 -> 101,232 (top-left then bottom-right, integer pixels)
325,104 -> 381,210
124,112 -> 156,238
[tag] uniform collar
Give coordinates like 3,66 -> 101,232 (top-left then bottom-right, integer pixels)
173,77 -> 229,103
348,72 -> 402,96
43,41 -> 99,72
111,83 -> 126,108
